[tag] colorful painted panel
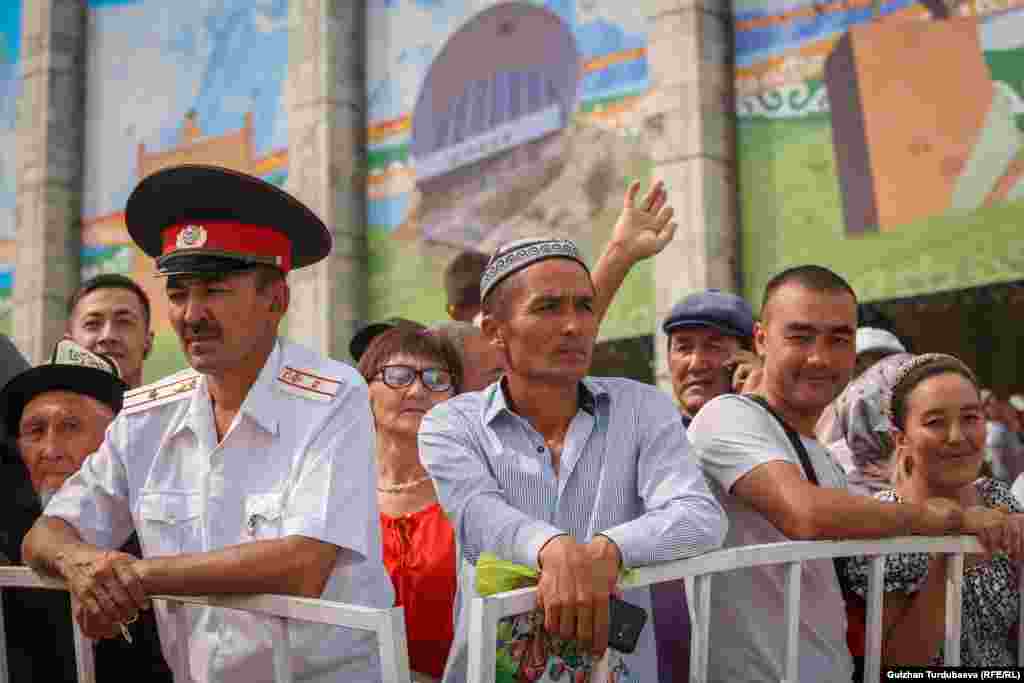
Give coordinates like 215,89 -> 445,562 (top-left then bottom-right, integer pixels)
736,0 -> 1024,305
82,0 -> 289,380
367,0 -> 655,338
0,0 -> 20,336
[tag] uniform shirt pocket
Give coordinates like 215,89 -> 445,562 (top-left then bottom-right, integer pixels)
136,490 -> 203,556
243,492 -> 284,541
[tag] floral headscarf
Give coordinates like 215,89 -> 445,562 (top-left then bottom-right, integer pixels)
816,353 -> 914,495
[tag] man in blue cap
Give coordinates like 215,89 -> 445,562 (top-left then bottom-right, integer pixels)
23,165 -> 393,683
663,289 -> 756,429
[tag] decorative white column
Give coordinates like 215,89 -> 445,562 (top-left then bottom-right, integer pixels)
13,0 -> 87,363
647,0 -> 741,392
286,0 -> 368,361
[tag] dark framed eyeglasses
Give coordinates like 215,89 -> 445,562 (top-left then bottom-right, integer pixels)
374,364 -> 454,393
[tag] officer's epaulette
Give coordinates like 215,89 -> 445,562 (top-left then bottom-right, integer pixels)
122,369 -> 200,415
276,365 -> 341,402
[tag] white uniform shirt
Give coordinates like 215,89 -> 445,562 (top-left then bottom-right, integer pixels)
46,338 -> 394,683
688,394 -> 853,683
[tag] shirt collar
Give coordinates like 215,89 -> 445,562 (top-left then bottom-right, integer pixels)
236,338 -> 282,436
170,339 -> 282,439
484,376 -> 606,425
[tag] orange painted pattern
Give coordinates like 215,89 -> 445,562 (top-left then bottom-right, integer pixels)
736,0 -> 1024,84
369,116 -> 412,144
253,148 -> 288,176
81,212 -> 129,247
735,5 -> 930,83
583,47 -> 646,73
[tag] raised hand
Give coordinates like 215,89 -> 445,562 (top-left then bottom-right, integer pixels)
728,350 -> 764,394
609,180 -> 678,264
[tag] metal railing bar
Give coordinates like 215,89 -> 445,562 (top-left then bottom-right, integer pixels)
943,553 -> 964,666
782,562 -> 802,683
623,537 -> 986,588
690,572 -> 711,683
171,602 -> 189,680
466,596 -> 502,683
269,616 -> 292,683
0,567 -> 64,590
467,537 -> 995,683
149,593 -> 389,630
863,554 -> 886,683
377,608 -> 413,683
71,619 -> 96,683
0,566 -> 412,683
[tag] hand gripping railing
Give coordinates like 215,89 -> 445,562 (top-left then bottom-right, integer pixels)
0,566 -> 412,683
467,536 -> 1016,683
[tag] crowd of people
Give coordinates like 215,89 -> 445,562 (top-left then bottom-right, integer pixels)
0,164 -> 1021,683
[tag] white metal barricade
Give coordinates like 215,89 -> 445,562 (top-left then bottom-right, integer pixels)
0,566 -> 412,683
467,535 -> 1019,683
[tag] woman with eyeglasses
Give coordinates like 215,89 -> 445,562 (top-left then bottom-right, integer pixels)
357,326 -> 463,683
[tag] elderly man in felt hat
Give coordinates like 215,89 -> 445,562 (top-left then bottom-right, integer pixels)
22,165 -> 394,683
418,237 -> 727,683
1,339 -> 173,682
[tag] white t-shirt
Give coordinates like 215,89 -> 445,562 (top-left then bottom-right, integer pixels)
688,394 -> 854,683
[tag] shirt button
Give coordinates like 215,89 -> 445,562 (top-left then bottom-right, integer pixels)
536,445 -> 544,453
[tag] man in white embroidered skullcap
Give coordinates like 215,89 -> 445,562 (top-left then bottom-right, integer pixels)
420,236 -> 727,682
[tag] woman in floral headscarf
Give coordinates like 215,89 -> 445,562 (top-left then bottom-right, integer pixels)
816,352 -> 913,495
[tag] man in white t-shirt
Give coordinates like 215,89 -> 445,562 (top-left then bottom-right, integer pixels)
688,265 -> 965,683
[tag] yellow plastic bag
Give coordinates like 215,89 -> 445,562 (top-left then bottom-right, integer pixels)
475,552 -> 637,597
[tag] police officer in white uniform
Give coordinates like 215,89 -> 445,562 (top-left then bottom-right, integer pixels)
22,165 -> 394,683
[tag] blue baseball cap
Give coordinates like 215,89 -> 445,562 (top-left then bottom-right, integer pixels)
662,289 -> 755,339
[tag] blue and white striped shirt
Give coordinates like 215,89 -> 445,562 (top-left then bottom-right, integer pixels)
419,376 -> 727,681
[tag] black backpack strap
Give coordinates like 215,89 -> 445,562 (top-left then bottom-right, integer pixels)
745,395 -> 857,600
746,395 -> 820,485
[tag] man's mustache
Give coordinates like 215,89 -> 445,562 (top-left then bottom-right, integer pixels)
182,320 -> 220,338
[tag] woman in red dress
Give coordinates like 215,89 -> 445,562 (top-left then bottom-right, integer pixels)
359,327 -> 462,682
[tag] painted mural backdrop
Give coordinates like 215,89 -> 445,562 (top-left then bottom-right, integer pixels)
0,0 -> 20,337
82,0 -> 289,380
367,0 -> 656,338
736,0 -> 1024,305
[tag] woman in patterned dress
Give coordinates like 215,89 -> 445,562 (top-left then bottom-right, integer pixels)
842,353 -> 1024,667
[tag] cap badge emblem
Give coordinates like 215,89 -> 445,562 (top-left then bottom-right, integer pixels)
177,225 -> 207,249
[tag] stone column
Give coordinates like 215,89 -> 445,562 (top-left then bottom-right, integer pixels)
646,0 -> 740,392
13,0 -> 87,363
286,0 -> 368,362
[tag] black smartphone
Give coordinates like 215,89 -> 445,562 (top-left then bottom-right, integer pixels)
608,596 -> 647,654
